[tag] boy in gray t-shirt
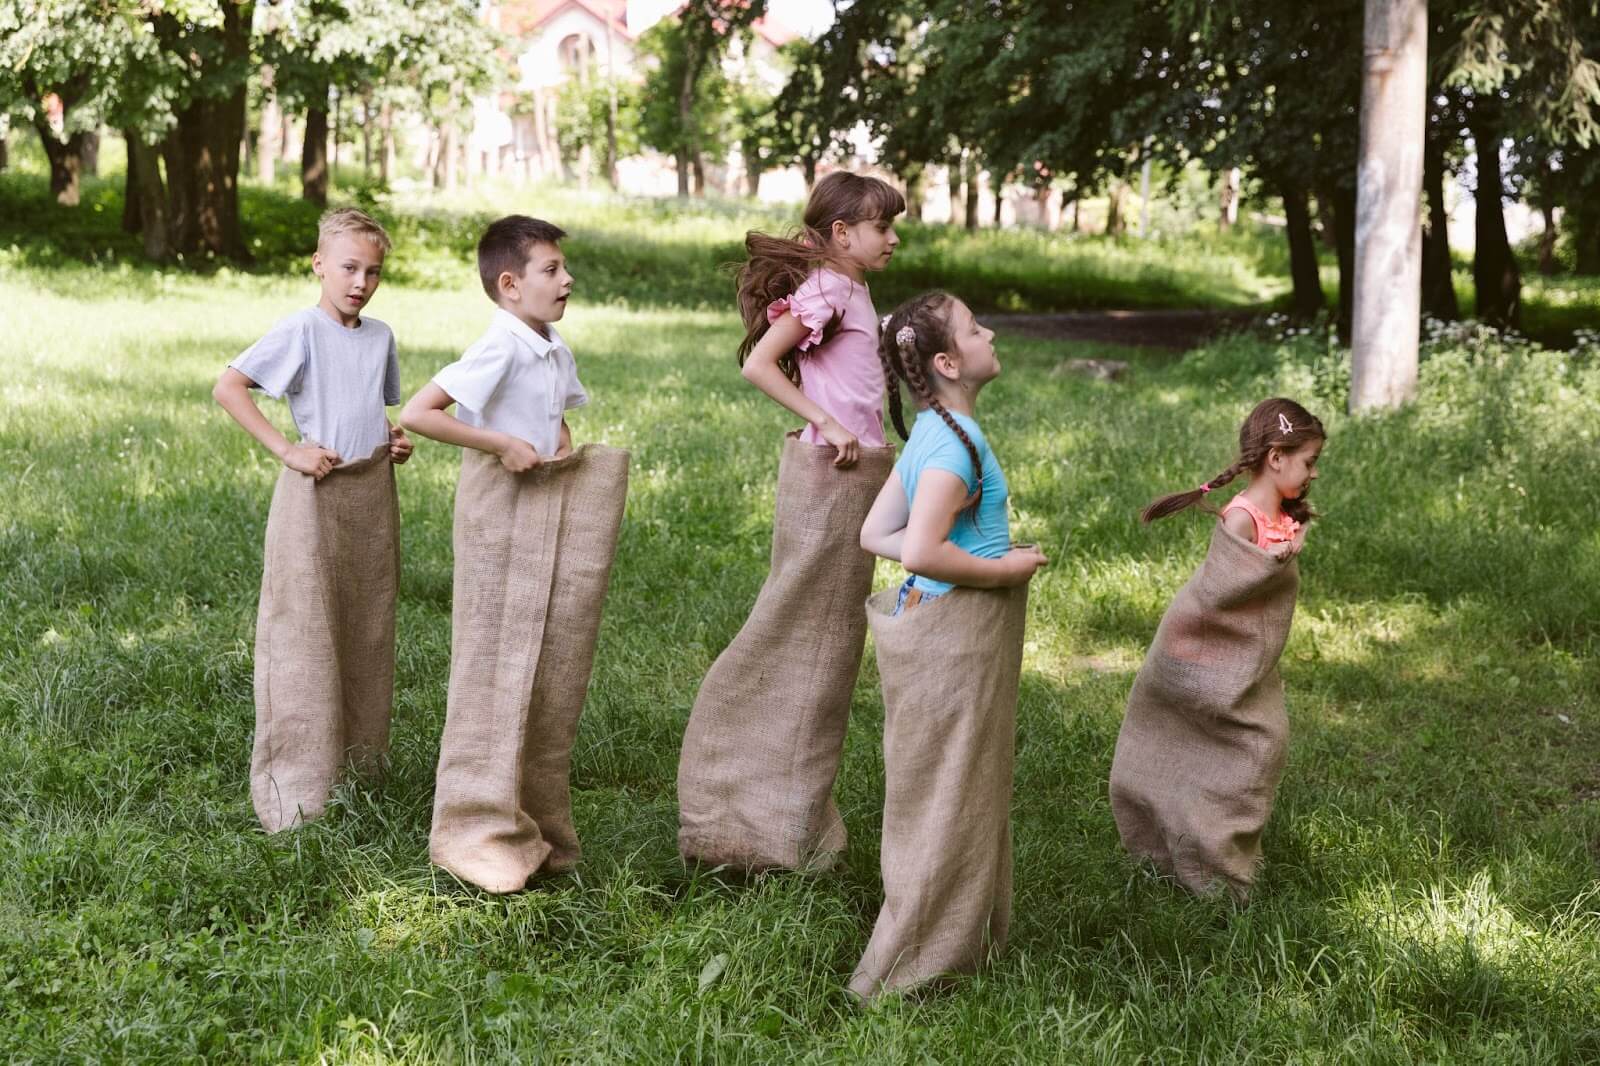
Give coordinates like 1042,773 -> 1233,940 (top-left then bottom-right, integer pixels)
214,208 -> 413,834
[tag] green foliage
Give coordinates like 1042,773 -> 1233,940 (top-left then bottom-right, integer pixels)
553,76 -> 639,177
634,15 -> 735,164
2,246 -> 1598,1059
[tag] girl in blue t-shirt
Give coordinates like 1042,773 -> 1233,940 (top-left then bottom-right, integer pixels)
848,290 -> 1048,1000
861,291 -> 1047,610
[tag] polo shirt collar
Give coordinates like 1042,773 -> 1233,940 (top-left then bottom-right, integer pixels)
493,307 -> 564,358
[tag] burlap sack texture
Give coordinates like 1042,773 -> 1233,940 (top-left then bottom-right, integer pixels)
1109,519 -> 1300,902
677,432 -> 896,872
848,584 -> 1029,1001
429,444 -> 629,894
251,443 -> 399,834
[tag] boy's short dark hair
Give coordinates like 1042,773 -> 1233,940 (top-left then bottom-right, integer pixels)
477,215 -> 568,301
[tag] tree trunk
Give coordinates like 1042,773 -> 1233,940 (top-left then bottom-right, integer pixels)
1106,181 -> 1126,236
965,167 -> 980,231
0,124 -> 8,172
123,130 -> 142,233
1574,204 -> 1600,274
380,102 -> 394,184
676,30 -> 700,201
1468,110 -> 1521,329
442,124 -> 458,191
1420,139 -> 1459,319
691,153 -> 706,197
802,153 -> 817,192
258,67 -> 279,185
125,133 -> 171,262
331,89 -> 341,171
1536,190 -> 1557,276
34,119 -> 86,206
302,92 -> 329,205
81,130 -> 99,177
1350,0 -> 1427,411
745,157 -> 763,199
1281,182 -> 1325,319
903,162 -> 925,221
362,94 -> 373,178
1324,183 -> 1358,343
1220,166 -> 1240,231
1138,157 -> 1152,238
164,69 -> 250,256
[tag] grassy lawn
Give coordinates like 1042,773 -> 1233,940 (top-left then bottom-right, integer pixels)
3,180 -> 1600,1061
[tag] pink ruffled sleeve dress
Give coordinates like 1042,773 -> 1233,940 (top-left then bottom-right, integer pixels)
766,267 -> 887,448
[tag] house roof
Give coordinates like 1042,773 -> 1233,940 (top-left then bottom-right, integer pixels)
498,0 -> 634,41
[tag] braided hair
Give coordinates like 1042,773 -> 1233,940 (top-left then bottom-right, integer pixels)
1141,397 -> 1326,524
878,290 -> 986,520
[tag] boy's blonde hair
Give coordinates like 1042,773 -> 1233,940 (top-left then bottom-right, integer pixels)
317,207 -> 391,254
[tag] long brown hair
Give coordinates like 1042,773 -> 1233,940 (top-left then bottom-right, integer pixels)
1141,397 -> 1326,525
879,290 -> 986,520
734,172 -> 906,382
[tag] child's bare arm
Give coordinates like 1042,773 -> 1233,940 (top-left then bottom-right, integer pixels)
900,471 -> 1047,588
555,419 -> 573,458
741,313 -> 859,468
399,382 -> 540,472
1222,506 -> 1257,544
860,470 -> 910,561
213,367 -> 340,480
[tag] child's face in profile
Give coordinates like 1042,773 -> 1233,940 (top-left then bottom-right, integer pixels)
948,300 -> 999,384
500,241 -> 573,330
837,217 -> 899,273
1268,440 -> 1323,500
313,232 -> 385,321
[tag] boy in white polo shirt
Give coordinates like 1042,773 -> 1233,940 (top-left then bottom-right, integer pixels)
403,215 -> 628,893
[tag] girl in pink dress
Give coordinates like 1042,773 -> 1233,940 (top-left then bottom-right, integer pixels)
677,173 -> 906,872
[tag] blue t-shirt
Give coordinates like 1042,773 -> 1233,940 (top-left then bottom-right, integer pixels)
895,408 -> 1010,596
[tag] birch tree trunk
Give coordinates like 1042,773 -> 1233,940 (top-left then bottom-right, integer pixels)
1350,0 -> 1427,411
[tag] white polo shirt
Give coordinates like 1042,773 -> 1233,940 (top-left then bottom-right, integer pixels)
432,308 -> 588,457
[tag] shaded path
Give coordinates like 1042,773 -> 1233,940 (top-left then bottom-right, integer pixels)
989,309 -> 1257,351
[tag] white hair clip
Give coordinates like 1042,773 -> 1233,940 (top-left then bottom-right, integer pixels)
895,325 -> 916,349
880,314 -> 893,332
1277,412 -> 1294,435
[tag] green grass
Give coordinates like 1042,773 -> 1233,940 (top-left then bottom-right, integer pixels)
2,229 -> 1598,1062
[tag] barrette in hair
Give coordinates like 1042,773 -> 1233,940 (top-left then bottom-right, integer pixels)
880,314 -> 893,331
1277,413 -> 1294,435
1199,483 -> 1212,494
896,325 -> 916,349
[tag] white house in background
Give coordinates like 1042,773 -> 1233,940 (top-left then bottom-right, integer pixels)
469,0 -> 801,197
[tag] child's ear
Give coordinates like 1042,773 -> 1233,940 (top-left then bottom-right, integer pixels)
830,218 -> 850,245
498,270 -> 518,298
311,250 -> 324,278
1267,446 -> 1285,470
931,350 -> 961,382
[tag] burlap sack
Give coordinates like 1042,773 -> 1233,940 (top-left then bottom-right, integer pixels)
251,443 -> 399,834
848,584 -> 1028,1001
1109,519 -> 1300,901
429,444 -> 629,894
677,433 -> 896,872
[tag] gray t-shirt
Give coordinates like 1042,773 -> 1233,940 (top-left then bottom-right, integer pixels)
230,307 -> 400,462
